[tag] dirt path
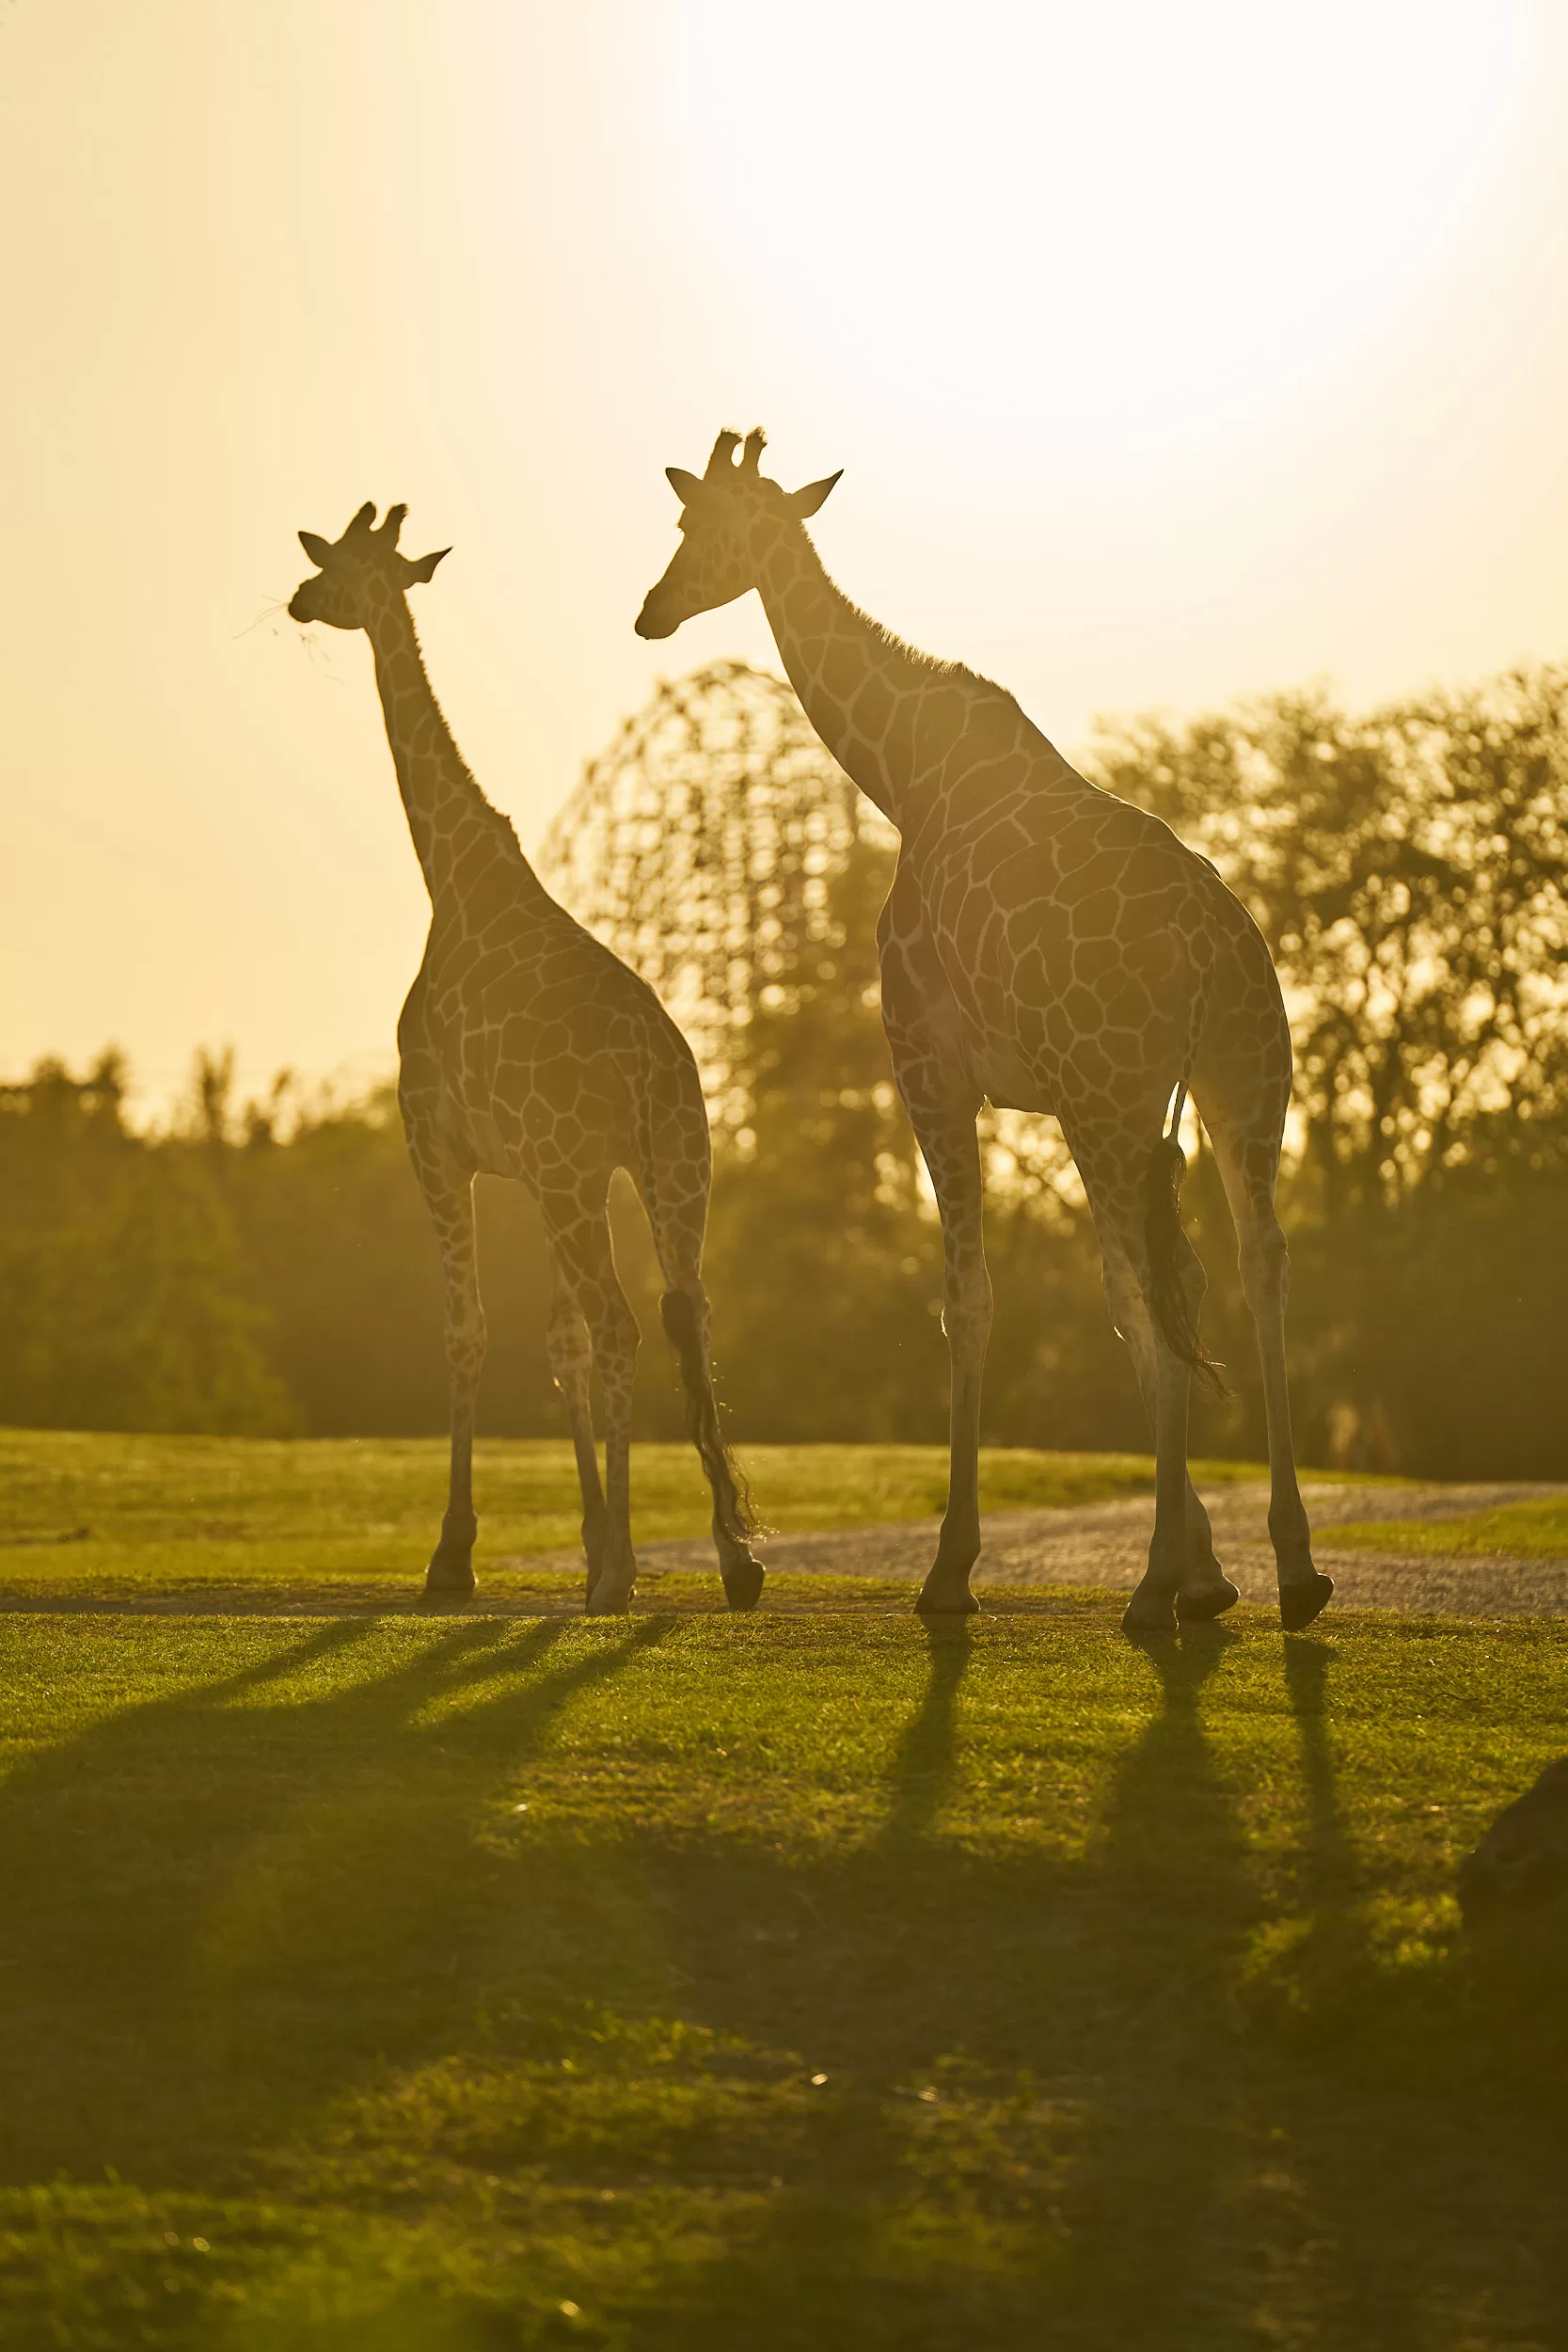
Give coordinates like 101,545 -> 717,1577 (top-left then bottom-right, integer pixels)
504,1479 -> 1568,1617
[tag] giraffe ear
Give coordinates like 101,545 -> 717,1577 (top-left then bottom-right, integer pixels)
666,468 -> 704,505
402,547 -> 450,587
298,531 -> 334,568
790,470 -> 842,519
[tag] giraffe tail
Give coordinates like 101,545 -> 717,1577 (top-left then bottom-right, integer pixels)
1143,1086 -> 1230,1397
658,1288 -> 757,1545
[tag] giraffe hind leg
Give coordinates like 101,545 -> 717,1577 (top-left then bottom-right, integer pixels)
1202,1106 -> 1333,1631
544,1191 -> 641,1617
661,1282 -> 764,1610
544,1243 -> 608,1597
1119,1301 -> 1206,1638
648,1191 -> 763,1609
1101,1239 -> 1239,1621
1073,1128 -> 1212,1637
637,1107 -> 763,1609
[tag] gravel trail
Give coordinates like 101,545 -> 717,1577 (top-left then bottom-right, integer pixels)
512,1479 -> 1568,1617
7,1482 -> 1563,1618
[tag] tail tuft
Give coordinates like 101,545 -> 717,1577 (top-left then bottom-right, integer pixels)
659,1289 -> 756,1544
1143,1134 -> 1229,1397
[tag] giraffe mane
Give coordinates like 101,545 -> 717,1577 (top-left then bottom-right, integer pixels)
402,612 -> 526,865
826,574 -> 1014,704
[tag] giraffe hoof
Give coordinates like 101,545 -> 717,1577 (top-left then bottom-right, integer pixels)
721,1557 -> 766,1612
1176,1576 -> 1241,1623
914,1582 -> 980,1617
585,1573 -> 635,1617
1121,1586 -> 1179,1636
1279,1572 -> 1335,1631
422,1557 -> 475,1600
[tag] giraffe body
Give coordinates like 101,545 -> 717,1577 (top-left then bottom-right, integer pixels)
637,433 -> 1330,1632
291,502 -> 758,1613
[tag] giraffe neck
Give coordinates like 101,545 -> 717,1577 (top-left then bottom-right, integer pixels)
751,516 -> 927,828
364,592 -> 528,905
752,511 -> 1078,834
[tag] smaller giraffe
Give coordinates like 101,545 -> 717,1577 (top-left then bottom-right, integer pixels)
290,501 -> 759,1613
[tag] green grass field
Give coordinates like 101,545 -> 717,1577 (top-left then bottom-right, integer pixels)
2,1433 -> 1565,2346
0,1430 -> 1270,1604
1,1603 -> 1565,2347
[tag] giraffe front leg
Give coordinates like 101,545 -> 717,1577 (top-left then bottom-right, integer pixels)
415,1156 -> 485,1601
909,1103 -> 990,1618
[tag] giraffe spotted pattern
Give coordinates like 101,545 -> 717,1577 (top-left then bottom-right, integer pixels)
638,432 -> 1330,1633
291,502 -> 758,1614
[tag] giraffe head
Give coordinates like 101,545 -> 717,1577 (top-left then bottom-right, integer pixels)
635,430 -> 841,640
288,502 -> 450,631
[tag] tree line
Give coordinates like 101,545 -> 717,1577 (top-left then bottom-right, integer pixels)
6,660 -> 1568,1475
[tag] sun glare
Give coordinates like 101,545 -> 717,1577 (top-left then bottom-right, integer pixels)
689,0 -> 1519,435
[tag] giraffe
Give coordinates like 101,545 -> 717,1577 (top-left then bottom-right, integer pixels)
290,501 -> 760,1614
637,433 -> 1333,1634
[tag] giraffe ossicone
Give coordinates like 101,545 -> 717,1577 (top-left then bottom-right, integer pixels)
639,430 -> 1332,1634
291,501 -> 761,1615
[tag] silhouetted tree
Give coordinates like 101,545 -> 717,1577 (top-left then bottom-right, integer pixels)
1091,667 -> 1568,1470
9,661 -> 1568,1474
1091,669 -> 1568,1210
0,1055 -> 291,1433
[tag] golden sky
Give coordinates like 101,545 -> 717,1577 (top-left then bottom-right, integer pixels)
6,0 -> 1568,1107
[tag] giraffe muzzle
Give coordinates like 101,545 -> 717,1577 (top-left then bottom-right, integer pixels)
634,591 -> 678,641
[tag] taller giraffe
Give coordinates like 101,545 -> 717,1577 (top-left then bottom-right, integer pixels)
290,501 -> 760,1613
637,432 -> 1332,1633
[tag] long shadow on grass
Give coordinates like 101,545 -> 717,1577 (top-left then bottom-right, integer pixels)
624,1623 -> 1566,2352
1264,1634 -> 1568,2346
8,1612 -> 1568,2350
0,1613 -> 670,2186
604,1623 -> 1268,2352
879,1620 -> 973,1844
